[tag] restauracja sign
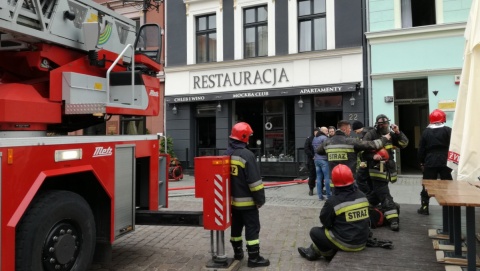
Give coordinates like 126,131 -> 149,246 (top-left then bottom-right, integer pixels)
193,68 -> 289,89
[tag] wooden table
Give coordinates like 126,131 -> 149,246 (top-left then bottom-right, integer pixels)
423,180 -> 480,271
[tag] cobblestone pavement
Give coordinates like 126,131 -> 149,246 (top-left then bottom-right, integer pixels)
89,175 -> 425,271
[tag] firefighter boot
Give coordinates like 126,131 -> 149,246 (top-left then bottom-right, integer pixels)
297,244 -> 321,261
309,188 -> 313,196
247,245 -> 270,267
231,240 -> 244,260
417,187 -> 430,215
389,218 -> 400,232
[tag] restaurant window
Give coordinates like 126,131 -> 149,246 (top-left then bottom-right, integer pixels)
298,0 -> 326,52
244,5 -> 268,58
264,99 -> 285,159
196,14 -> 217,63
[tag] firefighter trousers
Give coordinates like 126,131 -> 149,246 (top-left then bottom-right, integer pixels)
309,226 -> 337,258
231,208 -> 260,243
367,179 -> 398,222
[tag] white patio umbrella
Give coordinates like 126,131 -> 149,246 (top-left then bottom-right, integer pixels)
447,0 -> 480,181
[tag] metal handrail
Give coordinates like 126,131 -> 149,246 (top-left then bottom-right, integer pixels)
106,44 -> 135,106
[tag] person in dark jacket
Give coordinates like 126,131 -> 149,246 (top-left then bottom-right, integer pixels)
304,128 -> 320,195
297,164 -> 371,261
312,127 -> 330,200
360,114 -> 409,231
225,122 -> 270,267
352,121 -> 376,196
417,109 -> 452,215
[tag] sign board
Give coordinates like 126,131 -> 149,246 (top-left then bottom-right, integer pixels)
438,100 -> 456,112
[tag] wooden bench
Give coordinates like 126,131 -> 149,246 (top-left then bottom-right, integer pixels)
423,180 -> 480,271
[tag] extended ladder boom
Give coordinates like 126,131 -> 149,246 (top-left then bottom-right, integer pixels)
0,0 -> 136,57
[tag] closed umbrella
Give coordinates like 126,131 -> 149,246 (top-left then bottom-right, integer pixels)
447,0 -> 480,181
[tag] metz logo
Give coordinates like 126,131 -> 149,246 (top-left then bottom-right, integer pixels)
149,89 -> 159,97
93,147 -> 113,157
448,151 -> 459,165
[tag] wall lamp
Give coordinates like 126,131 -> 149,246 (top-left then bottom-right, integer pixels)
217,101 -> 222,112
298,96 -> 304,108
349,93 -> 355,106
172,104 -> 178,115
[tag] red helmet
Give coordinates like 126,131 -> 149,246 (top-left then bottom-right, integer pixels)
376,148 -> 389,160
230,122 -> 253,143
429,109 -> 446,124
331,164 -> 354,187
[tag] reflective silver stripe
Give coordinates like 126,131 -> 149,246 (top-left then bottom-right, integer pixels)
384,209 -> 398,215
373,139 -> 383,149
231,155 -> 247,167
249,180 -> 263,188
325,144 -> 355,150
334,198 -> 369,213
232,197 -> 254,202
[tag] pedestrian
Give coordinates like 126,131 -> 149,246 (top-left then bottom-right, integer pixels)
360,114 -> 409,231
316,120 -> 390,183
352,120 -> 365,135
297,164 -> 371,261
225,122 -> 270,267
328,126 -> 336,137
304,127 -> 320,196
417,109 -> 452,215
312,127 -> 330,200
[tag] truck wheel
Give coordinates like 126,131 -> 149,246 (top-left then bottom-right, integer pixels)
16,190 -> 96,271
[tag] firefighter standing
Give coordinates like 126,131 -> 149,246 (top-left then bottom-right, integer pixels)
361,114 -> 409,231
417,109 -> 452,215
297,164 -> 371,261
225,122 -> 270,268
316,120 -> 390,180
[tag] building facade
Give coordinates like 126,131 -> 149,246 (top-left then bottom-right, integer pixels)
366,0 -> 470,173
165,0 -> 367,175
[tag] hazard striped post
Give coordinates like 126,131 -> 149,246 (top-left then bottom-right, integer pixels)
194,156 -> 233,268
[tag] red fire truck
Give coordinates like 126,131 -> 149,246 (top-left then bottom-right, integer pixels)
0,1 -> 202,270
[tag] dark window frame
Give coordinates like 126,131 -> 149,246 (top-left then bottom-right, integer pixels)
243,5 -> 268,58
298,0 -> 326,52
196,13 -> 217,63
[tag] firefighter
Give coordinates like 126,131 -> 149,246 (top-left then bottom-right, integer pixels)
361,114 -> 409,231
225,122 -> 270,268
316,120 -> 390,181
417,109 -> 452,215
297,164 -> 371,261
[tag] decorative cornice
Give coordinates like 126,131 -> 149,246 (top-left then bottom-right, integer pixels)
165,47 -> 362,73
370,67 -> 462,80
366,22 -> 466,45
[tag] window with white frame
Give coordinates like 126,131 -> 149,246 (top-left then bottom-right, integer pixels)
401,0 -> 436,28
298,0 -> 326,52
196,14 -> 217,63
244,5 -> 268,58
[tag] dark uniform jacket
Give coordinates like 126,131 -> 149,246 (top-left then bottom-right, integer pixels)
362,129 -> 409,183
229,145 -> 266,210
320,185 -> 370,251
418,124 -> 452,167
304,134 -> 315,160
316,130 -> 388,177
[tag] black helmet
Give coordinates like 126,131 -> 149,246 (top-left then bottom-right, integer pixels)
375,114 -> 390,125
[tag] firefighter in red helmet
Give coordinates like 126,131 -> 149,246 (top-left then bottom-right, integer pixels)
298,164 -> 370,261
417,109 -> 452,215
224,122 -> 270,267
359,114 -> 409,231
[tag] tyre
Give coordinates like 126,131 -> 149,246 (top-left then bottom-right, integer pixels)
16,190 -> 96,271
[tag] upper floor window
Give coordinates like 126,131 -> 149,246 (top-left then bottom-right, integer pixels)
244,5 -> 268,58
196,14 -> 217,63
401,0 -> 436,28
298,0 -> 326,52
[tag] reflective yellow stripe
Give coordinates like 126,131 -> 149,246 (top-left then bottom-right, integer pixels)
384,144 -> 393,150
232,200 -> 255,207
247,239 -> 260,246
325,229 -> 365,252
231,159 -> 245,168
335,201 -> 370,215
385,213 -> 399,219
398,140 -> 408,148
325,148 -> 355,153
231,236 -> 243,242
250,183 -> 264,192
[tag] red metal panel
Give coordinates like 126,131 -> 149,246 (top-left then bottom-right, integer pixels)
0,138 -> 160,270
194,156 -> 231,231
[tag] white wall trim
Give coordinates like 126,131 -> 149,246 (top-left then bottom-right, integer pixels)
371,67 -> 462,80
326,0 -> 335,49
435,0 -> 444,24
394,0 -> 401,29
288,0 -> 297,54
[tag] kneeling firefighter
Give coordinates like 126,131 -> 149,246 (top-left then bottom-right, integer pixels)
225,122 -> 270,268
297,164 -> 371,261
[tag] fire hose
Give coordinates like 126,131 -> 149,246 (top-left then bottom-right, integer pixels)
168,179 -> 308,191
